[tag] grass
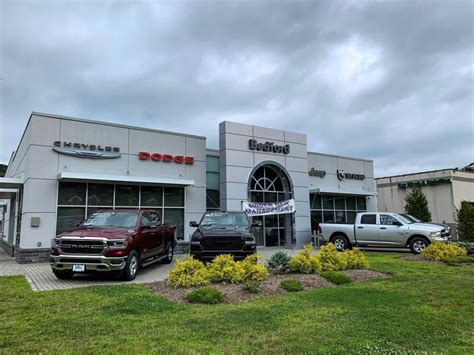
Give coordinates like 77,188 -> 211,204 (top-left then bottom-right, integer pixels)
320,270 -> 352,285
1,253 -> 473,353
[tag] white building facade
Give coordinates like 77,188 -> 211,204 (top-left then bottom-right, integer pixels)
1,113 -> 376,263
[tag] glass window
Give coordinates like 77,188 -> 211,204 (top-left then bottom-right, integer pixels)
148,211 -> 161,225
380,214 -> 399,225
346,196 -> 356,210
335,211 -> 346,223
360,214 -> 376,224
141,214 -> 153,227
347,211 -> 357,224
206,172 -> 220,190
115,185 -> 139,206
141,186 -> 163,207
322,195 -> 334,210
87,184 -> 113,206
164,208 -> 184,240
164,187 -> 184,207
56,207 -> 85,234
206,189 -> 220,210
310,193 -> 322,209
323,210 -> 335,223
86,206 -> 103,218
357,196 -> 367,210
58,183 -> 86,206
265,192 -> 278,203
334,196 -> 345,210
206,155 -> 220,173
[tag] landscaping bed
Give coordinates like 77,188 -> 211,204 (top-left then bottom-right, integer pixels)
148,269 -> 389,304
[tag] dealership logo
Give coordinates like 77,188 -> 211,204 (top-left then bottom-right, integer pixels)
138,152 -> 194,164
308,168 -> 326,178
337,169 -> 365,181
248,139 -> 290,155
53,141 -> 121,159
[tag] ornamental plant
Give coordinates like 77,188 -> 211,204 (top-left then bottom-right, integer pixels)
455,201 -> 474,242
207,254 -> 245,284
267,251 -> 291,273
341,248 -> 368,269
280,278 -> 304,292
289,243 -> 322,273
421,242 -> 467,261
404,185 -> 431,222
319,243 -> 347,271
185,287 -> 224,304
167,256 -> 210,288
241,254 -> 269,282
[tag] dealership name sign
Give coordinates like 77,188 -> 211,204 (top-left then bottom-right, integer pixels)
53,141 -> 121,159
337,169 -> 365,181
248,139 -> 290,154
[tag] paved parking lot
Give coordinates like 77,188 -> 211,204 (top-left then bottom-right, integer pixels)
0,247 -> 301,292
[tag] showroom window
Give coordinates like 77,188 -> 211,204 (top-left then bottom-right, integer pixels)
206,155 -> 220,210
56,182 -> 185,239
309,193 -> 368,233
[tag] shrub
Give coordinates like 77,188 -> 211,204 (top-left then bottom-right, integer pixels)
241,254 -> 269,282
207,254 -> 245,284
455,201 -> 474,242
404,185 -> 431,222
244,280 -> 262,293
421,242 -> 468,261
267,251 -> 291,273
319,243 -> 347,271
289,243 -> 322,274
341,248 -> 368,269
456,241 -> 474,255
444,255 -> 474,266
185,287 -> 224,304
320,271 -> 351,285
167,256 -> 210,288
280,278 -> 304,292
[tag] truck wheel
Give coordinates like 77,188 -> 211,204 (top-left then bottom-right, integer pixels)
122,250 -> 139,281
162,243 -> 174,264
332,235 -> 350,251
410,237 -> 429,254
54,270 -> 74,279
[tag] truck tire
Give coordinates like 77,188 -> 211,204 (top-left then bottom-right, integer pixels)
162,243 -> 174,264
54,270 -> 74,279
122,250 -> 140,281
409,237 -> 429,254
331,235 -> 350,251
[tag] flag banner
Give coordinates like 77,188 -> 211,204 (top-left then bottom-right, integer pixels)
242,199 -> 296,216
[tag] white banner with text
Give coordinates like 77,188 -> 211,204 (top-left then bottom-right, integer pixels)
242,199 -> 296,216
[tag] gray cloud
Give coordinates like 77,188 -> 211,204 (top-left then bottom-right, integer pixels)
1,0 -> 472,176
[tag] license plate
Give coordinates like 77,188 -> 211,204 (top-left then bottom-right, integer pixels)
73,264 -> 85,272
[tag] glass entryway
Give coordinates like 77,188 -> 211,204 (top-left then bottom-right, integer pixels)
249,164 -> 292,247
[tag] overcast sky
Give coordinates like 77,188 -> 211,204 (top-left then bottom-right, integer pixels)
0,0 -> 472,177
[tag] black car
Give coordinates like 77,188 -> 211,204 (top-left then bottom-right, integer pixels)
189,211 -> 259,260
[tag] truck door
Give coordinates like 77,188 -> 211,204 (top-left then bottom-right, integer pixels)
356,214 -> 380,244
378,214 -> 407,246
148,211 -> 164,253
140,212 -> 162,259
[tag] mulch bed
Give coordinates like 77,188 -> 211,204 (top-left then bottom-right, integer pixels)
147,269 -> 389,304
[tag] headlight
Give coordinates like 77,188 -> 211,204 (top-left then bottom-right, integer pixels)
108,239 -> 128,249
429,231 -> 442,239
51,238 -> 60,248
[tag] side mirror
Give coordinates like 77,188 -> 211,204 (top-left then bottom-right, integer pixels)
190,221 -> 199,228
251,221 -> 262,228
392,221 -> 403,226
75,222 -> 82,227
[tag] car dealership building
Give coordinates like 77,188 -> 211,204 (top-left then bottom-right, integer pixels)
1,112 -> 376,263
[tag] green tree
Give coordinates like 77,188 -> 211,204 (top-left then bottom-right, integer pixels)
0,164 -> 7,177
404,185 -> 431,222
455,201 -> 474,242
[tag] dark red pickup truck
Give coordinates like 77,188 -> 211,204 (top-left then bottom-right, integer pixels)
50,209 -> 176,281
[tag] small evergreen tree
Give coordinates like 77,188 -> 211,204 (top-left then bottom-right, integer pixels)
404,185 -> 431,222
455,201 -> 474,242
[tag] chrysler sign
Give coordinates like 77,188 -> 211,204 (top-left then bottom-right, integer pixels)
53,141 -> 121,159
249,139 -> 290,155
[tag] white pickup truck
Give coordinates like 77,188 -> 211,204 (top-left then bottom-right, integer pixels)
317,212 -> 449,254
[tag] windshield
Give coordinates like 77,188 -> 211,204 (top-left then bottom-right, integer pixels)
399,214 -> 420,223
200,212 -> 250,230
82,211 -> 139,228
395,214 -> 414,224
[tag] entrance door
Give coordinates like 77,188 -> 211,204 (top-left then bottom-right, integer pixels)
249,165 -> 291,247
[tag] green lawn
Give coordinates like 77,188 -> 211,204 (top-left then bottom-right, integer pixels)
1,254 -> 473,353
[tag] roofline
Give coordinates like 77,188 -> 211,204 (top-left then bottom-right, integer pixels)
307,151 -> 373,163
31,112 -> 207,140
375,168 -> 458,180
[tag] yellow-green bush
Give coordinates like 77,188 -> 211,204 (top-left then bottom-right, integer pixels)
289,243 -> 322,274
319,243 -> 347,271
241,254 -> 269,282
421,242 -> 468,261
207,254 -> 245,284
167,256 -> 210,288
341,248 -> 368,269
